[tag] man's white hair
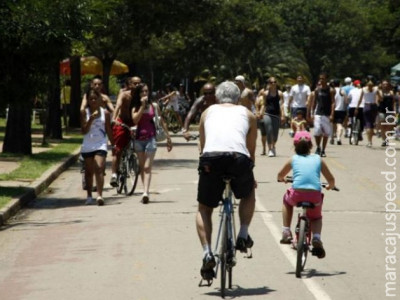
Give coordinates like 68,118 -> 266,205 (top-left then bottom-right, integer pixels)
215,81 -> 240,104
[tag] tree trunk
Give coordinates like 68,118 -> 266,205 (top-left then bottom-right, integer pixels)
69,56 -> 81,128
2,102 -> 32,155
102,56 -> 115,95
45,60 -> 63,139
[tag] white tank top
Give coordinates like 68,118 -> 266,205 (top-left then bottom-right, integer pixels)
362,87 -> 377,104
203,105 -> 250,157
81,107 -> 108,153
334,87 -> 346,111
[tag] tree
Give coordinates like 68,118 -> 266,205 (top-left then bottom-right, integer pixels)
0,0 -> 88,154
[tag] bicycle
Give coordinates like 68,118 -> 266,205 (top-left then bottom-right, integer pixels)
349,115 -> 361,145
282,176 -> 339,278
114,123 -> 140,196
199,176 -> 238,298
161,105 -> 181,133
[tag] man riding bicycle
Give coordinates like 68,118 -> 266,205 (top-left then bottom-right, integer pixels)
110,76 -> 142,187
195,81 -> 257,280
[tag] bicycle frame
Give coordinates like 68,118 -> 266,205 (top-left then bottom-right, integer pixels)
213,178 -> 237,298
116,125 -> 139,195
294,204 -> 312,278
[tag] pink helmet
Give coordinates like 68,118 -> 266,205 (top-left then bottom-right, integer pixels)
293,131 -> 312,145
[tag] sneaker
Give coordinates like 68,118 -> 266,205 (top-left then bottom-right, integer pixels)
110,176 -> 118,187
315,147 -> 321,156
261,150 -> 266,156
96,196 -> 104,206
268,150 -> 274,157
320,150 -> 326,157
280,231 -> 293,244
85,197 -> 95,205
366,142 -> 372,148
142,193 -> 149,204
381,141 -> 387,147
289,131 -> 294,138
200,253 -> 216,280
337,140 -> 342,145
272,148 -> 276,156
312,238 -> 326,259
330,138 -> 334,145
236,235 -> 254,253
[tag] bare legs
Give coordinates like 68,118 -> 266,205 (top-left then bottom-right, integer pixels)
84,154 -> 106,199
137,151 -> 156,196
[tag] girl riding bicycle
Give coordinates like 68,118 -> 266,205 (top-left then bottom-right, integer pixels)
277,131 -> 335,258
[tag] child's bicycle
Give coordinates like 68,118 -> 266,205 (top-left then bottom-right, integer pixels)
282,176 -> 339,278
199,175 -> 240,298
114,123 -> 140,196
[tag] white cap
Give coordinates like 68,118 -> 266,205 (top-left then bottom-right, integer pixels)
344,77 -> 352,84
234,75 -> 245,84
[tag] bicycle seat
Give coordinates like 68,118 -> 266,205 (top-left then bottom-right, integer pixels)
296,202 -> 315,208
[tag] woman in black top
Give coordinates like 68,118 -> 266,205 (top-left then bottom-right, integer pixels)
260,77 -> 284,157
378,80 -> 396,147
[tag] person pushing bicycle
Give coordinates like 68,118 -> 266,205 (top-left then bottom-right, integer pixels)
196,81 -> 257,280
277,131 -> 335,259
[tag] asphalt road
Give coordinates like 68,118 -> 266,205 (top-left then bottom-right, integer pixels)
0,130 -> 399,300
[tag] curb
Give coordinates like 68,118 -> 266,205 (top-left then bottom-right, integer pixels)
0,147 -> 81,226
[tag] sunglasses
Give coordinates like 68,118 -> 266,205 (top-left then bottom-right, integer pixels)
203,91 -> 215,96
269,81 -> 277,84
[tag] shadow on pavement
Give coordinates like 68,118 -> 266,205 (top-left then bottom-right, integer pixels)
204,285 -> 275,297
153,158 -> 198,169
0,219 -> 85,231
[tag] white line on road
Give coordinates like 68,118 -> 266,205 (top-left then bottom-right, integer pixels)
255,198 -> 332,300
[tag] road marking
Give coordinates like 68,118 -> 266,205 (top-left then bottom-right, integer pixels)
255,199 -> 332,300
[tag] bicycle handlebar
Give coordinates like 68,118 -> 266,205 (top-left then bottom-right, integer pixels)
111,120 -> 137,132
278,176 -> 339,191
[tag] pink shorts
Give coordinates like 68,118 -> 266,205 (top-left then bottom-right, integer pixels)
283,188 -> 324,221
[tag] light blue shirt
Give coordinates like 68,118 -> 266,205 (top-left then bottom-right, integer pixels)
291,154 -> 321,191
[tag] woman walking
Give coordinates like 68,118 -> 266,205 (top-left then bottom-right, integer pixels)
80,89 -> 113,205
260,77 -> 284,157
132,84 -> 173,204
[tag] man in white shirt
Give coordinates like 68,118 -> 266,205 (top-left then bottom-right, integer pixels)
196,81 -> 257,280
289,75 -> 311,121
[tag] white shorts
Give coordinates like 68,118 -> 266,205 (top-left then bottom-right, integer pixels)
313,115 -> 332,136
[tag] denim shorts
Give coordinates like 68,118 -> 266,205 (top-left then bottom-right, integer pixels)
134,137 -> 157,153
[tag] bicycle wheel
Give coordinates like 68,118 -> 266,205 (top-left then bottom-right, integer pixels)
296,219 -> 308,278
351,118 -> 360,145
168,111 -> 180,133
219,214 -> 228,298
124,153 -> 140,195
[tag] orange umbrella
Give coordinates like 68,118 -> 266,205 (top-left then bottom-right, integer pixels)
60,56 -> 129,75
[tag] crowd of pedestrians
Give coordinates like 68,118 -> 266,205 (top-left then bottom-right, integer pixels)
71,72 -> 399,281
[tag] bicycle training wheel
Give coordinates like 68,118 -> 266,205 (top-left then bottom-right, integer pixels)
124,153 -> 140,195
219,215 -> 228,298
296,219 -> 308,278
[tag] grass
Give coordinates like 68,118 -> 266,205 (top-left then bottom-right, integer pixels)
0,118 -> 82,209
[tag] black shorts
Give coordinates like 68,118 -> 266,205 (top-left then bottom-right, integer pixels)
197,152 -> 255,208
81,150 -> 107,159
333,110 -> 346,124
